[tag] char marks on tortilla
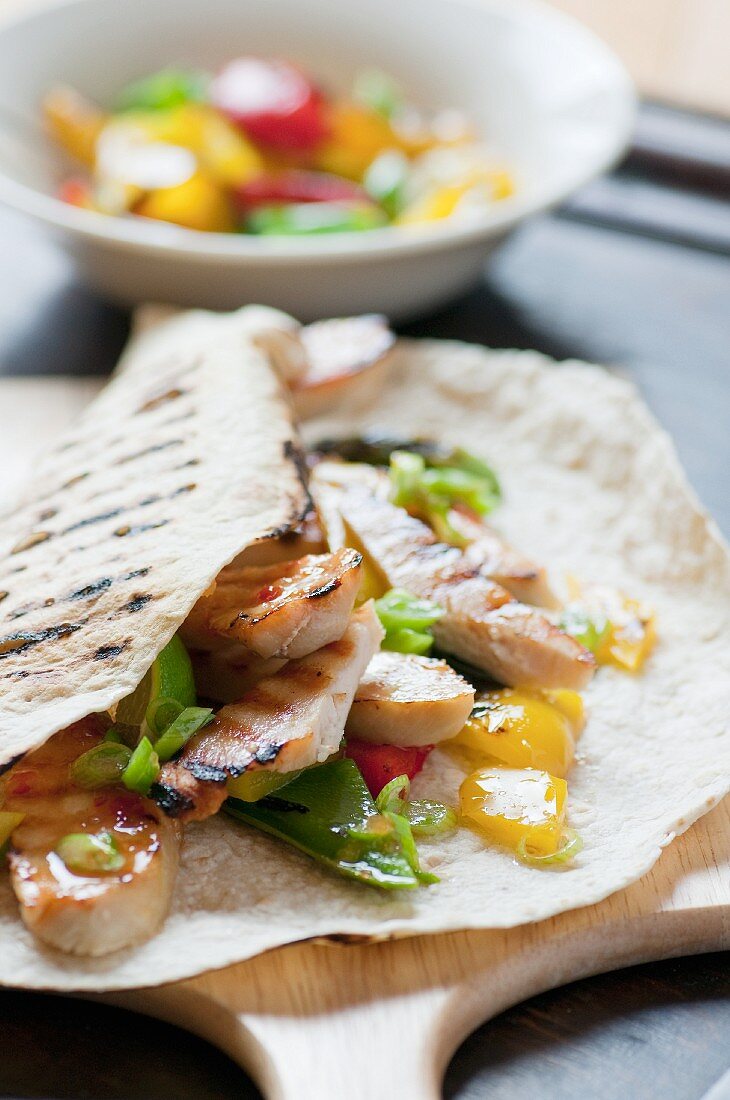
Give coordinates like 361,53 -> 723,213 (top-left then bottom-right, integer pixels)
0,308 -> 308,767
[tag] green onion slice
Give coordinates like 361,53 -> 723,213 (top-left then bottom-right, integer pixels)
364,151 -> 409,218
70,742 -> 132,789
116,634 -> 196,729
115,67 -> 209,112
516,828 -> 584,867
375,774 -> 410,815
154,706 -> 214,762
383,628 -> 435,655
226,758 -> 436,890
405,799 -> 458,836
388,447 -> 501,528
55,831 -> 125,875
374,589 -> 443,633
121,737 -> 160,796
145,696 -> 185,739
389,450 -> 426,508
353,68 -> 403,120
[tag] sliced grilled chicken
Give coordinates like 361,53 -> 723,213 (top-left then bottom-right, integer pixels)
191,646 -> 287,704
346,650 -> 474,746
448,505 -> 559,609
3,718 -> 179,957
180,548 -> 362,660
312,459 -> 557,607
156,602 -> 384,822
312,472 -> 595,691
258,314 -> 395,421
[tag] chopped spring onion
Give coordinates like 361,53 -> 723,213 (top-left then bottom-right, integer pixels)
248,202 -> 387,236
353,68 -> 403,120
55,831 -> 125,875
70,742 -> 132,789
116,633 -> 196,729
516,828 -> 583,867
375,773 -> 410,815
145,696 -> 185,738
121,736 -> 160,795
386,809 -> 438,884
389,450 -> 427,509
559,605 -> 610,654
376,775 -> 456,840
154,706 -> 214,762
374,588 -> 443,656
389,448 -> 500,545
364,151 -> 409,217
374,589 -> 443,633
383,627 -> 435,655
226,758 -> 435,890
115,67 -> 208,112
405,799 -> 458,836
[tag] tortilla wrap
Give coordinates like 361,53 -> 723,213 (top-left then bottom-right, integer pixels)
0,305 -> 307,767
0,320 -> 728,990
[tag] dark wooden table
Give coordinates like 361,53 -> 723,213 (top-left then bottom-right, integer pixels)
0,103 -> 728,1100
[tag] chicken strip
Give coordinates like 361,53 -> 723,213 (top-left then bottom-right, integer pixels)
2,718 -> 179,957
312,459 -> 557,607
156,602 -> 384,822
255,314 -> 395,421
180,548 -> 362,660
346,650 -> 475,746
191,646 -> 287,704
312,472 -> 594,691
447,505 -> 559,609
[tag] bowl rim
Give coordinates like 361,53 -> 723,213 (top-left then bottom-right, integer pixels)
0,0 -> 636,265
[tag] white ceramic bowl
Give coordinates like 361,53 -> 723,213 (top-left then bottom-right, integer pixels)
0,0 -> 634,320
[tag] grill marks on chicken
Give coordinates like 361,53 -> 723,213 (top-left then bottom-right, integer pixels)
156,603 -> 384,823
2,718 -> 180,957
311,472 -> 595,691
180,548 -> 362,660
311,459 -> 557,608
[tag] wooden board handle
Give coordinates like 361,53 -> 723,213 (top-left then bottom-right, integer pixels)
103,801 -> 729,1099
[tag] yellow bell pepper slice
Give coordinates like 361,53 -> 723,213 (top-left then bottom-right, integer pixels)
43,85 -> 107,166
460,765 -> 567,856
228,769 -> 302,802
135,171 -> 235,232
113,105 -> 263,187
566,578 -> 656,673
452,688 -> 582,778
315,102 -> 400,181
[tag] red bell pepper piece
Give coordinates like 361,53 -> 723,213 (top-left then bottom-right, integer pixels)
58,178 -> 95,209
235,169 -> 368,209
211,58 -> 329,150
343,739 -> 433,799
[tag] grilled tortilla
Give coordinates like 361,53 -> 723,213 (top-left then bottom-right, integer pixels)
0,321 -> 727,991
0,305 -> 308,769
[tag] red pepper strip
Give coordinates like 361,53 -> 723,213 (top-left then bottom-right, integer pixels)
343,739 -> 433,799
235,169 -> 368,209
212,58 -> 329,150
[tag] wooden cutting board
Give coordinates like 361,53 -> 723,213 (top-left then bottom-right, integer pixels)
2,377 -> 728,1100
